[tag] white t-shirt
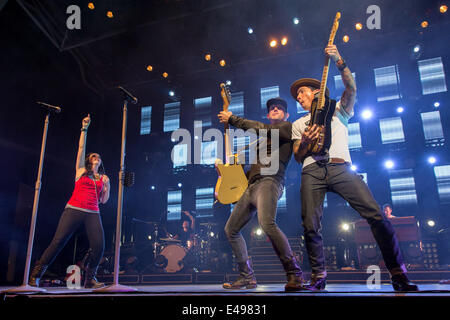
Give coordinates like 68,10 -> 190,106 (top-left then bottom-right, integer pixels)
292,100 -> 354,168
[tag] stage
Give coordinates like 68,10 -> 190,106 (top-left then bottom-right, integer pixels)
2,283 -> 450,317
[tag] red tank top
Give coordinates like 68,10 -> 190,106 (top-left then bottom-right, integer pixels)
66,175 -> 104,213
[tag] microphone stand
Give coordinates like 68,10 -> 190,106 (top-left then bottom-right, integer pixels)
95,91 -> 137,292
4,111 -> 53,293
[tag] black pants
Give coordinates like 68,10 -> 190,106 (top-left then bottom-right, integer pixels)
301,162 -> 405,276
225,177 -> 299,273
38,208 -> 105,270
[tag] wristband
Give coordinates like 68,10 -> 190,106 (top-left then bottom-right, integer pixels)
81,127 -> 88,132
336,58 -> 347,71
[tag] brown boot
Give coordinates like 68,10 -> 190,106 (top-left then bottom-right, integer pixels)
223,260 -> 257,289
282,258 -> 306,291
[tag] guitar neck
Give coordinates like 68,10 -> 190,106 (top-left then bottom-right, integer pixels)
224,123 -> 232,164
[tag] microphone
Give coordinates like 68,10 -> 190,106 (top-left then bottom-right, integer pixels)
37,101 -> 61,113
117,86 -> 138,104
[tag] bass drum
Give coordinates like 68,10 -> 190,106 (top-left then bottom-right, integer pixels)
159,244 -> 187,273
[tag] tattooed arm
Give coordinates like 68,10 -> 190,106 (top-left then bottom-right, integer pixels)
324,45 -> 357,115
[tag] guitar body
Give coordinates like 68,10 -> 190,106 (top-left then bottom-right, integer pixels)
308,96 -> 336,155
215,162 -> 248,204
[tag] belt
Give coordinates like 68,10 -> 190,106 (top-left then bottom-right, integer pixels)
328,157 -> 346,164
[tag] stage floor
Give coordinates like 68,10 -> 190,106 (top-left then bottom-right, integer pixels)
1,283 -> 450,296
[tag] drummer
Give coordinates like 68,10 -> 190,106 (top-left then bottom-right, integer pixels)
173,211 -> 196,249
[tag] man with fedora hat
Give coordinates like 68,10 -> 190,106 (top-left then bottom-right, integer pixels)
290,44 -> 418,291
217,97 -> 305,291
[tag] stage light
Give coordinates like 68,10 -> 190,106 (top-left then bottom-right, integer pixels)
178,182 -> 182,187
226,80 -> 232,86
281,37 -> 288,46
106,11 -> 114,18
361,109 -> 373,120
219,59 -> 226,67
343,35 -> 349,43
396,106 -> 404,113
428,156 -> 437,164
269,39 -> 277,48
247,27 -> 254,34
350,165 -> 357,171
194,135 -> 199,140
169,90 -> 175,97
440,5 -> 448,13
293,17 -> 300,25
146,65 -> 153,71
413,45 -> 421,53
210,232 -> 215,237
88,3 -> 95,10
355,23 -> 363,30
255,228 -> 263,236
162,72 -> 168,78
150,185 -> 156,190
421,21 -> 429,28
341,223 -> 350,231
384,160 -> 395,169
205,54 -> 211,61
148,235 -> 152,240
434,101 -> 440,108
427,220 -> 436,227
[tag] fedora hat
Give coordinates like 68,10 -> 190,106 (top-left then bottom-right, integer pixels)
290,78 -> 330,101
266,97 -> 288,112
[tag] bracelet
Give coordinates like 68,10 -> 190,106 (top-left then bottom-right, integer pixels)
336,58 -> 347,71
81,127 -> 88,132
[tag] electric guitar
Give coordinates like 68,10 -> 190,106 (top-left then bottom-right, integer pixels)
214,83 -> 248,205
307,12 -> 341,156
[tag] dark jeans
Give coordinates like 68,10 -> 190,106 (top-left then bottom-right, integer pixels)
224,177 -> 299,273
301,162 -> 406,277
38,208 -> 105,270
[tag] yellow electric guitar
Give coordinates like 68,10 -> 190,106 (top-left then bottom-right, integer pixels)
214,83 -> 248,204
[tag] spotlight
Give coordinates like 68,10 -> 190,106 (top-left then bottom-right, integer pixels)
281,37 -> 288,46
210,232 -> 215,237
169,90 -> 175,97
162,72 -> 168,78
343,35 -> 350,43
219,59 -> 226,67
226,80 -> 232,86
194,135 -> 199,140
396,106 -> 404,113
178,182 -> 182,187
341,223 -> 350,231
361,109 -> 373,120
413,44 -> 421,53
384,160 -> 395,169
146,65 -> 153,72
434,101 -> 440,108
350,164 -> 357,171
269,39 -> 277,48
293,17 -> 300,25
150,185 -> 156,190
106,11 -> 114,18
88,3 -> 95,10
440,5 -> 448,13
147,235 -> 152,240
421,21 -> 429,28
247,27 -> 254,34
428,156 -> 437,164
205,54 -> 211,61
355,23 -> 363,30
426,219 -> 436,227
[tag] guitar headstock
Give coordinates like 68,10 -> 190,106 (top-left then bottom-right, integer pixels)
220,83 -> 231,111
330,12 -> 341,41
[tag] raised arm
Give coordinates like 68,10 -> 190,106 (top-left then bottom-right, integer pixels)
325,45 -> 357,114
75,114 -> 91,179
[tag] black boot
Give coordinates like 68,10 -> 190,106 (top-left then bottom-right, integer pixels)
84,266 -> 105,289
223,260 -> 257,289
29,262 -> 48,287
283,258 -> 306,292
391,273 -> 418,292
305,275 -> 327,291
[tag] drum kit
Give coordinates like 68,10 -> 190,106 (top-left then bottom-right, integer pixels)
133,218 -> 219,273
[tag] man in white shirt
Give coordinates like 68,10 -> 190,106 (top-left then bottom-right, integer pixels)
291,44 -> 418,292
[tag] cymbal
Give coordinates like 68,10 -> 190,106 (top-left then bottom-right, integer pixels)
160,238 -> 181,242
